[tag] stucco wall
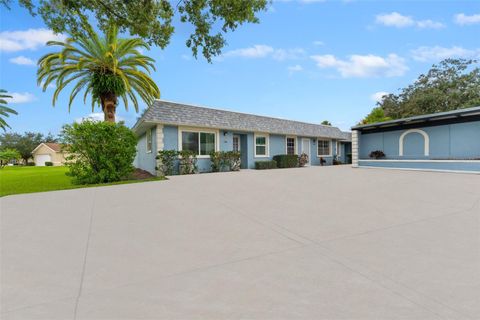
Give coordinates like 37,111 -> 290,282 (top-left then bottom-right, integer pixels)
33,145 -> 65,166
134,126 -> 157,174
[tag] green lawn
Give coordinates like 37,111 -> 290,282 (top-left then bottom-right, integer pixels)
0,166 -> 161,197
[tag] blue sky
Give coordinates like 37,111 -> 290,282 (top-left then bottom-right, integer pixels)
1,0 -> 479,135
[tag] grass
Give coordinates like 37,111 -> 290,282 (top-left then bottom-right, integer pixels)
0,166 -> 162,197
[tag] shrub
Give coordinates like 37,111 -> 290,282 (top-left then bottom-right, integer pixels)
45,161 -> 53,166
369,150 -> 386,159
298,153 -> 309,167
61,121 -> 137,184
255,160 -> 277,170
273,154 -> 298,168
209,151 -> 226,172
156,150 -> 178,176
178,150 -> 197,175
26,162 -> 35,166
0,148 -> 21,168
319,157 -> 326,166
225,151 -> 241,171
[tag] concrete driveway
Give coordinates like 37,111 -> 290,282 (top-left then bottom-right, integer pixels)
1,166 -> 479,319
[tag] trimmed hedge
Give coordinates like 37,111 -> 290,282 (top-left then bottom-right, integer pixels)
255,160 -> 277,170
45,161 -> 53,166
272,154 -> 298,168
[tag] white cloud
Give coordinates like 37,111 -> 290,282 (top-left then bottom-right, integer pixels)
0,28 -> 65,52
6,92 -> 36,104
310,53 -> 408,78
410,46 -> 480,62
313,40 -> 324,46
181,54 -> 191,61
75,113 -> 124,123
375,12 -> 444,29
223,45 -> 305,61
454,13 -> 480,25
371,91 -> 389,103
9,55 -> 36,66
287,64 -> 303,73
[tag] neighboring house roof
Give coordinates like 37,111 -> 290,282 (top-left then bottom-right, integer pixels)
133,100 -> 351,140
352,106 -> 480,131
32,142 -> 63,154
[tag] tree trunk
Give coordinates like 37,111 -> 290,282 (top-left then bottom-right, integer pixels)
100,93 -> 117,123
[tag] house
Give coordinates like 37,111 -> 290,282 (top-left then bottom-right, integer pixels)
351,106 -> 480,173
32,143 -> 66,166
133,100 -> 352,174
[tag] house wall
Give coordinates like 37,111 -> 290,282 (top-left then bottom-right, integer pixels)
33,145 -> 65,166
134,126 -> 157,174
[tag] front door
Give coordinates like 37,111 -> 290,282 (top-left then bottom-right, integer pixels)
301,138 -> 311,166
233,135 -> 241,152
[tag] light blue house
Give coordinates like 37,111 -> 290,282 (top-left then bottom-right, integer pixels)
133,100 -> 352,174
351,106 -> 480,173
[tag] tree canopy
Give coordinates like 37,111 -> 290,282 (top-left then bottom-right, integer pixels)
0,132 -> 57,163
9,0 -> 269,62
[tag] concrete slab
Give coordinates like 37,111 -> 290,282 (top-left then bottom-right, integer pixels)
1,166 -> 479,319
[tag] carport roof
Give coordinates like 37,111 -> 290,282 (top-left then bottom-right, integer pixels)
351,106 -> 480,132
133,100 -> 350,140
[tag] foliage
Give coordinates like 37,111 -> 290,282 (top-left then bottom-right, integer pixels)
321,120 -> 331,126
332,155 -> 342,165
61,121 -> 137,184
360,107 -> 392,125
273,154 -> 299,168
298,153 -> 309,167
255,160 -> 277,170
26,162 -> 35,166
0,148 -> 21,167
369,150 -> 386,159
37,22 -> 160,122
156,150 -> 178,176
12,0 -> 268,62
0,131 -> 56,163
209,151 -> 241,172
361,59 -> 480,123
178,150 -> 197,175
45,161 -> 53,166
0,89 -> 18,131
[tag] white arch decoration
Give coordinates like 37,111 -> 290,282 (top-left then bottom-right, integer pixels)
399,129 -> 429,156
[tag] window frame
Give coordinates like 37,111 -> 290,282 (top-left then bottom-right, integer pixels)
146,128 -> 153,153
337,141 -> 341,157
285,136 -> 297,155
178,127 -> 219,158
317,139 -> 332,157
254,133 -> 269,158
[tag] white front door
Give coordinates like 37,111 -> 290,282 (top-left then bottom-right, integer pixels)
233,135 -> 241,152
301,138 -> 311,165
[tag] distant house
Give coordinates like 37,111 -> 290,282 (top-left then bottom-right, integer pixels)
133,100 -> 352,174
32,143 -> 66,166
351,106 -> 480,173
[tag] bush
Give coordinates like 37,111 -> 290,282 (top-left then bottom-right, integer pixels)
178,150 -> 197,175
0,148 -> 21,168
61,121 -> 137,184
369,150 -> 386,159
273,154 -> 298,168
225,151 -> 241,171
26,162 -> 35,166
210,151 -> 241,172
45,161 -> 53,166
255,160 -> 277,170
298,153 -> 309,167
156,150 -> 178,176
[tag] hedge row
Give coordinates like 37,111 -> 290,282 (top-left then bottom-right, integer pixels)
272,154 -> 299,168
255,160 -> 277,170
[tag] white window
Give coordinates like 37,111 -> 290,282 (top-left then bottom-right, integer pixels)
337,141 -> 341,156
146,128 -> 152,153
286,137 -> 296,155
254,133 -> 269,157
179,129 -> 217,156
317,139 -> 331,156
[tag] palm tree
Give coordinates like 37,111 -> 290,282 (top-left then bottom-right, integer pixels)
37,23 -> 160,122
0,89 -> 17,131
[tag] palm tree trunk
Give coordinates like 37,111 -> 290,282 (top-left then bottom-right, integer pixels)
100,93 -> 117,122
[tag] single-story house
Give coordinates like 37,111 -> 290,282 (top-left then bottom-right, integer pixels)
351,106 -> 480,173
32,142 -> 66,166
133,100 -> 352,174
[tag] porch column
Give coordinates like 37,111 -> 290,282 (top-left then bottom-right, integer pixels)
352,130 -> 359,168
156,124 -> 164,153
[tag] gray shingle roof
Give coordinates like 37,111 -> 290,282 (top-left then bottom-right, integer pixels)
133,100 -> 350,140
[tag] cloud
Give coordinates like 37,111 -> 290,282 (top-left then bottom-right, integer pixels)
75,113 -> 124,123
0,28 -> 65,52
371,91 -> 389,103
312,40 -> 324,46
287,64 -> 303,73
9,55 -> 36,66
375,12 -> 444,29
310,53 -> 408,78
454,13 -> 480,25
6,92 -> 36,104
410,46 -> 480,62
223,45 -> 305,61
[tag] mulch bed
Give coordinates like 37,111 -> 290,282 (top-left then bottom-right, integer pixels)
130,168 -> 156,180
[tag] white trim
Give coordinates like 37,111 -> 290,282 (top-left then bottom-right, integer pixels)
359,159 -> 480,163
146,128 -> 153,153
254,133 -> 269,158
301,138 -> 311,166
336,141 -> 341,157
399,129 -> 429,156
316,139 -> 332,157
233,135 -> 241,152
357,166 -> 480,175
178,126 -> 220,158
285,136 -> 297,155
